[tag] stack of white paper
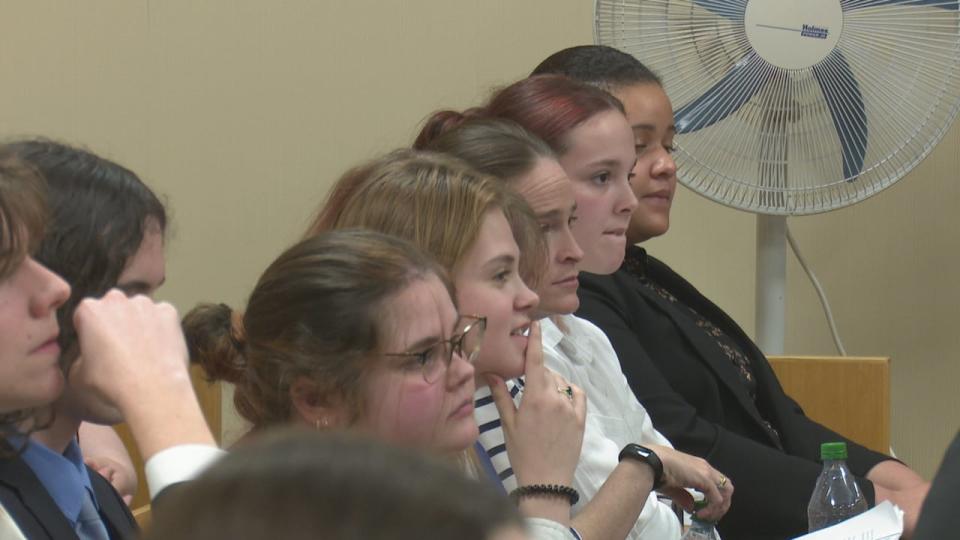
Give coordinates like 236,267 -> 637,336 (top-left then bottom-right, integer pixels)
792,501 -> 904,540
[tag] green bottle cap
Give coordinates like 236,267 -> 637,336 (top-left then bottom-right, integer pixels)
820,441 -> 848,460
691,498 -> 715,525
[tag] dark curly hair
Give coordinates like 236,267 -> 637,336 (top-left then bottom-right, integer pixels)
5,139 -> 166,371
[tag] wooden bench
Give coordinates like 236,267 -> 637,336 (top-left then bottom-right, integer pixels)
132,504 -> 151,530
768,356 -> 890,454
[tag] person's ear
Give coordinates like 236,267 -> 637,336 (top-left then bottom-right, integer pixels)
289,376 -> 345,429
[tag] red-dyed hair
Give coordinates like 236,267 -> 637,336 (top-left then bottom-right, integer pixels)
482,75 -> 624,154
416,75 -> 624,157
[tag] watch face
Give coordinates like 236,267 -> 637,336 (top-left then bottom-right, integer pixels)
626,444 -> 653,460
621,444 -> 664,489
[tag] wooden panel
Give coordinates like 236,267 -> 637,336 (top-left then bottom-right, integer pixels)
115,364 -> 221,508
768,356 -> 890,455
132,504 -> 151,530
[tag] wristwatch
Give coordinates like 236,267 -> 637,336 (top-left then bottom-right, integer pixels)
619,443 -> 665,490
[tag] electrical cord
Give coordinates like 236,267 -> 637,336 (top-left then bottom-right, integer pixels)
785,224 -> 848,356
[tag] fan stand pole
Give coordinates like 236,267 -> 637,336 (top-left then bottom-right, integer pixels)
756,214 -> 786,355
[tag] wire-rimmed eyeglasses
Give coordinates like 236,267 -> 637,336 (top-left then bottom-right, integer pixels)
384,314 -> 486,383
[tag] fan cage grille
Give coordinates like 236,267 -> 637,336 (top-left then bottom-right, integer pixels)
596,0 -> 960,215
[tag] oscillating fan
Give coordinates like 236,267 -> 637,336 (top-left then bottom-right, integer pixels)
596,0 -> 960,353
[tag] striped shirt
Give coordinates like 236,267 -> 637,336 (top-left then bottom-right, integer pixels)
473,315 -> 681,539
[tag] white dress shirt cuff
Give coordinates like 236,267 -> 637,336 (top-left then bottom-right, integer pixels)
145,444 -> 225,499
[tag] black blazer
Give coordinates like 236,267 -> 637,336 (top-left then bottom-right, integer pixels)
577,247 -> 892,540
0,455 -> 137,540
914,430 -> 960,539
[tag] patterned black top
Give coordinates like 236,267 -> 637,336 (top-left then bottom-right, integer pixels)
622,246 -> 781,443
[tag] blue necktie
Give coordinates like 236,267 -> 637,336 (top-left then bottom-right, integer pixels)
74,490 -> 110,540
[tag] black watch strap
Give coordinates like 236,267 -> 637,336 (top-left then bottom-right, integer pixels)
619,443 -> 665,490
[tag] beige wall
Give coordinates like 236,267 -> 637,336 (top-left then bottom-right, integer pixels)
2,1 -> 958,477
787,119 -> 960,478
0,0 -> 594,444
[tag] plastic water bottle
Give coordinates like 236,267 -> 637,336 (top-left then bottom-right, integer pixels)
807,441 -> 868,532
681,499 -> 719,540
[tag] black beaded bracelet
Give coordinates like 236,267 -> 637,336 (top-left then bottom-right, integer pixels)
509,484 -> 580,506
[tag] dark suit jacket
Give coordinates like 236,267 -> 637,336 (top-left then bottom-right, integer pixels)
914,430 -> 960,539
0,455 -> 137,540
577,246 -> 893,540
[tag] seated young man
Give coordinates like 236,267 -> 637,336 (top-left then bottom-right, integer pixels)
0,142 -> 219,539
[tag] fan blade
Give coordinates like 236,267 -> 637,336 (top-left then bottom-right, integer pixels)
844,0 -> 957,10
674,52 -> 770,133
812,50 -> 867,180
691,0 -> 746,20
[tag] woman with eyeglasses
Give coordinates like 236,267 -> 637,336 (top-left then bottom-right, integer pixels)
188,153 -> 586,538
185,229 -> 484,452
